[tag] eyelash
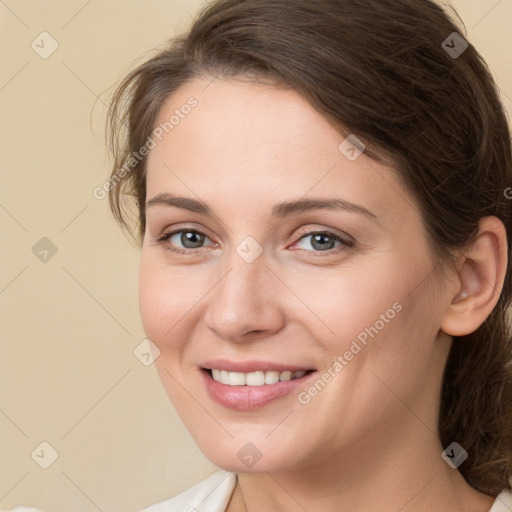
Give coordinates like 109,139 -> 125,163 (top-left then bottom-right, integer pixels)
155,227 -> 355,257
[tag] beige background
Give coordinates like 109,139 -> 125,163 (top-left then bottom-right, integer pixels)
0,1 -> 511,511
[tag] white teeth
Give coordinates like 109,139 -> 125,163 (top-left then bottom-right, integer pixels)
264,371 -> 280,384
228,372 -> 246,386
210,369 -> 310,386
245,371 -> 265,386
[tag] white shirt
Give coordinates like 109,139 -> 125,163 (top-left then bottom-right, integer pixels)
138,469 -> 512,512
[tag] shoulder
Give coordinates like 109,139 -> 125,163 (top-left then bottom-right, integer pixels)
138,469 -> 237,512
490,488 -> 512,511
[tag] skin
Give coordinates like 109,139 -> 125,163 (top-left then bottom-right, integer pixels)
139,76 -> 507,512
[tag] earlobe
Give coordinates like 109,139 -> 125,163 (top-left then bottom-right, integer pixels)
440,216 -> 508,337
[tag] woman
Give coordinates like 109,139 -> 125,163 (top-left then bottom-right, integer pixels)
105,0 -> 512,510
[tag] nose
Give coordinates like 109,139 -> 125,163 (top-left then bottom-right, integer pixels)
203,254 -> 286,343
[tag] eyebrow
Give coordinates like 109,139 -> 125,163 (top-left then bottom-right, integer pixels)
145,193 -> 378,221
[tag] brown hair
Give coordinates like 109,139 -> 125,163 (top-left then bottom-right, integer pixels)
106,0 -> 512,495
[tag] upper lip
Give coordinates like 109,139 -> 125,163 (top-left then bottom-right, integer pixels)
201,359 -> 316,373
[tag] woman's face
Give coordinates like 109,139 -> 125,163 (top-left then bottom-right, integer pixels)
140,76 -> 454,472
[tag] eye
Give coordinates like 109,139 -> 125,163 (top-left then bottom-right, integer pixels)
292,230 -> 354,256
156,228 -> 216,254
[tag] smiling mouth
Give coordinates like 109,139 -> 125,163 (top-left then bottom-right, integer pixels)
203,368 -> 317,386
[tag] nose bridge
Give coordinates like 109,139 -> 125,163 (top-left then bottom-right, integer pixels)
204,247 -> 284,341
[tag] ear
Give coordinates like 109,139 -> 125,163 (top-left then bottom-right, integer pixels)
440,216 -> 508,337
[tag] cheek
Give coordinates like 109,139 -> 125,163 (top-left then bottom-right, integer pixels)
286,253 -> 439,389
283,258 -> 405,350
138,254 -> 205,353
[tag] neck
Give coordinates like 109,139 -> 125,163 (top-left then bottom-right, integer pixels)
226,416 -> 495,512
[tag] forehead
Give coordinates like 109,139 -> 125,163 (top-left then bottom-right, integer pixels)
145,77 -> 417,225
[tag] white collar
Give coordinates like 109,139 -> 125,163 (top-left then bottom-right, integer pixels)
139,470 -> 236,512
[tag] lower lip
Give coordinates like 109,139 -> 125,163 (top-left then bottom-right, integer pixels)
201,369 -> 317,411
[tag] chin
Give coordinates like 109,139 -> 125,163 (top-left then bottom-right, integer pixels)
195,437 -> 306,474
